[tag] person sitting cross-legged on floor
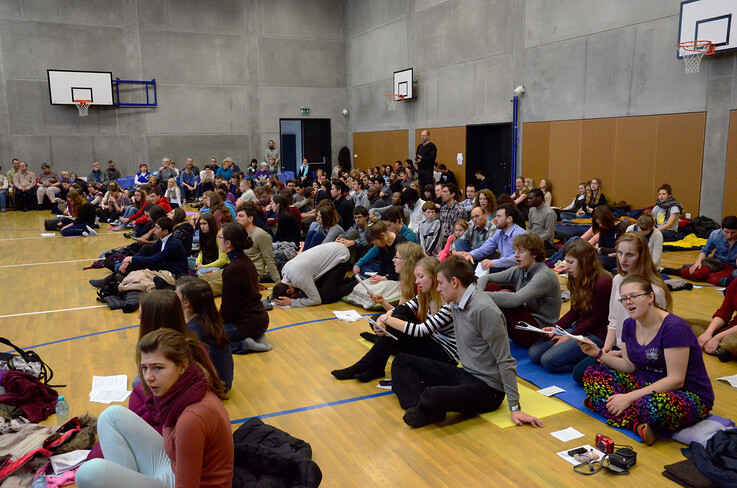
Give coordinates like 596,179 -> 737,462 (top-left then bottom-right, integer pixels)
528,239 -> 611,373
56,189 -> 97,237
692,278 -> 737,362
578,274 -> 714,445
118,217 -> 188,277
332,255 -> 458,383
391,256 -> 545,429
478,233 -> 561,348
217,222 -> 272,354
678,216 -> 737,285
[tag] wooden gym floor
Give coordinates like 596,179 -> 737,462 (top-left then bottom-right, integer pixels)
1,209 -> 735,487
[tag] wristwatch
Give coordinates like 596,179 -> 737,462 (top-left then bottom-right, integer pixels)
510,404 -> 521,412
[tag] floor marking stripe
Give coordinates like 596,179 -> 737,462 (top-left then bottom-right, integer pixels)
0,258 -> 99,268
0,304 -> 108,319
230,391 -> 394,425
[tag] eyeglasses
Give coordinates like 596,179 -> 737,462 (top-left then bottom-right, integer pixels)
216,235 -> 225,241
617,293 -> 649,304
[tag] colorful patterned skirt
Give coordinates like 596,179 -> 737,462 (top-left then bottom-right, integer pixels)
583,364 -> 709,432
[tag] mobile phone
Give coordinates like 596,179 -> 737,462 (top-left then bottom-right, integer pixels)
567,447 -> 588,456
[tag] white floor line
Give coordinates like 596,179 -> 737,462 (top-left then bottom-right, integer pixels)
0,258 -> 100,268
0,233 -> 118,242
0,304 -> 107,319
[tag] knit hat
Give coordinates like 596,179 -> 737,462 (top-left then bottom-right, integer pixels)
139,163 -> 148,170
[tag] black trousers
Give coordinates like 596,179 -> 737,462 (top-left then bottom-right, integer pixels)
14,189 -> 34,210
418,168 -> 434,191
315,261 -> 355,304
391,354 -> 506,417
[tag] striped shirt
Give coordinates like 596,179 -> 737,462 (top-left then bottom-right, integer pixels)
402,298 -> 458,363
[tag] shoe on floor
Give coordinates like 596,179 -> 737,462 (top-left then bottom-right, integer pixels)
112,224 -> 126,231
85,225 -> 97,236
123,232 -> 136,239
716,348 -> 734,362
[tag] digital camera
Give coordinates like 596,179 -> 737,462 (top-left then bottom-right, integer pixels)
595,434 -> 614,453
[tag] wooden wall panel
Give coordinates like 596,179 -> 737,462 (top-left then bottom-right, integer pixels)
581,118 -> 617,200
522,122 -> 552,199
523,113 -> 706,214
722,110 -> 737,218
415,126 -> 467,194
655,113 -> 706,217
352,130 -> 408,171
547,120 -> 582,207
613,116 -> 657,209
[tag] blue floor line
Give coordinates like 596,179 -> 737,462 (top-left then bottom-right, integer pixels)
268,313 -> 372,332
230,390 -> 394,425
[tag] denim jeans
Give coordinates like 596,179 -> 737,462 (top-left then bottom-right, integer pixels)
528,331 -> 603,374
76,405 -> 174,488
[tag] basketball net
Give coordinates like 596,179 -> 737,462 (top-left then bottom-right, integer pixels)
74,100 -> 90,117
384,94 -> 404,112
677,41 -> 715,74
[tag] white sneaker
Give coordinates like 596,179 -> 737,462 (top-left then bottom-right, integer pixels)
82,231 -> 89,237
85,225 -> 97,237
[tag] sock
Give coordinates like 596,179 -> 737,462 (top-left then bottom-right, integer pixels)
243,337 -> 273,352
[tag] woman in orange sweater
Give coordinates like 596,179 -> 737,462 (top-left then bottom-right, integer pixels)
76,328 -> 233,488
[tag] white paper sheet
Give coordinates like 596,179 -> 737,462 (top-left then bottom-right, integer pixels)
550,427 -> 585,442
537,386 -> 566,397
475,262 -> 487,278
90,375 -> 131,404
717,374 -> 737,388
333,310 -> 363,322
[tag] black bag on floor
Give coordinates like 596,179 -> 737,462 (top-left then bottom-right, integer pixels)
44,218 -> 61,231
0,337 -> 59,386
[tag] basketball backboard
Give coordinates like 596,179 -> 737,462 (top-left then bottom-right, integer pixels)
393,68 -> 414,100
678,0 -> 737,58
47,69 -> 114,105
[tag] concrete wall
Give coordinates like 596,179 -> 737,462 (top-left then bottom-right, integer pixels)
0,0 -> 348,178
346,0 -> 737,219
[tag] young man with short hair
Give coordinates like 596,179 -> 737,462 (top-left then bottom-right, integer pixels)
460,183 -> 477,213
391,255 -> 544,428
526,188 -> 557,253
236,203 -> 280,282
457,203 -> 526,272
119,217 -> 188,277
439,183 -> 467,245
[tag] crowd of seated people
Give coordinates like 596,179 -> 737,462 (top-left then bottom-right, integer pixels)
10,149 -> 735,485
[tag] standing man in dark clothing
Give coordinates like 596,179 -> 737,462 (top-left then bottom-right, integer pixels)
331,179 -> 355,230
416,130 -> 437,191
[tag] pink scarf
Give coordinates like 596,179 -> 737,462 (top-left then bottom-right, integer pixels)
145,363 -> 208,427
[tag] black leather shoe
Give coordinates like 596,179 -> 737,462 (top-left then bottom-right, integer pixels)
716,348 -> 734,362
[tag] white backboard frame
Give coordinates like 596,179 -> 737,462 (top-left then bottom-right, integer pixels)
393,68 -> 414,100
47,69 -> 114,105
678,0 -> 736,58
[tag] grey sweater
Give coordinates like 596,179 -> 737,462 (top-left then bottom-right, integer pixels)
281,242 -> 350,307
478,262 -> 561,328
452,284 -> 520,409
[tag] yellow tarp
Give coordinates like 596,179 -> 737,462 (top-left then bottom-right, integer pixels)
479,383 -> 572,428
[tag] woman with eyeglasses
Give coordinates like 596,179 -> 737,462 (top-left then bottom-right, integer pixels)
572,232 -> 671,384
578,274 -> 713,445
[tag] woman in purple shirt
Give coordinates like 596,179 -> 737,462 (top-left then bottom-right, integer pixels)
579,274 -> 713,444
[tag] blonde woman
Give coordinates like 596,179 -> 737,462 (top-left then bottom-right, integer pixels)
331,256 -> 457,382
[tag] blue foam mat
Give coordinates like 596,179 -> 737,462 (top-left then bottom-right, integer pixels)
509,341 -> 642,442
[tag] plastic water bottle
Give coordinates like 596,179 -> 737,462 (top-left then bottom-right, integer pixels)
55,396 -> 69,425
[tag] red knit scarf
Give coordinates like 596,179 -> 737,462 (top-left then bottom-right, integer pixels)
145,363 -> 208,427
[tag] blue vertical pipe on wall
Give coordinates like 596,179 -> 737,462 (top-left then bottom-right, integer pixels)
511,95 -> 519,191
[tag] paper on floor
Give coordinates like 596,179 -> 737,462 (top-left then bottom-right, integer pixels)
537,385 -> 566,397
90,375 -> 131,404
550,427 -> 585,442
333,310 -> 363,322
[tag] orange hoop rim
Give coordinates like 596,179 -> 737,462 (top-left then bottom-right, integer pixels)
74,99 -> 91,107
384,94 -> 405,101
677,40 -> 715,55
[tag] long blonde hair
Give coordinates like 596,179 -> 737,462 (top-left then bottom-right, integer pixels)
396,242 -> 425,302
415,256 -> 443,322
615,232 -> 672,312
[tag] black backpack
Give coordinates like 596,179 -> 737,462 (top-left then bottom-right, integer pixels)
0,337 -> 61,386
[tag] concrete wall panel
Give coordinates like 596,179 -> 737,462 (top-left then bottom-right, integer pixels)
523,38 -> 586,121
10,135 -> 52,168
260,37 -> 345,88
137,0 -> 246,35
525,0 -> 678,48
349,20 -> 408,86
0,20 -> 127,79
259,86 -> 347,133
146,135 -> 251,168
348,0 -> 409,37
21,0 -> 125,25
415,0 -> 449,14
144,85 -> 249,134
583,27 -> 635,119
261,0 -> 345,39
139,31 -> 247,85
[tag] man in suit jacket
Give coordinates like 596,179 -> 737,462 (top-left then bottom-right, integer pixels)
119,217 -> 188,277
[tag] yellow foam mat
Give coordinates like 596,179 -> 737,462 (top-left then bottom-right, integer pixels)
479,383 -> 572,428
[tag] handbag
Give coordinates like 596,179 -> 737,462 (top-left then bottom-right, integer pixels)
0,337 -> 60,386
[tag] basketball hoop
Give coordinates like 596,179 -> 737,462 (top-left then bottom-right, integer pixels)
384,94 -> 404,112
677,40 -> 715,74
74,99 -> 91,117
